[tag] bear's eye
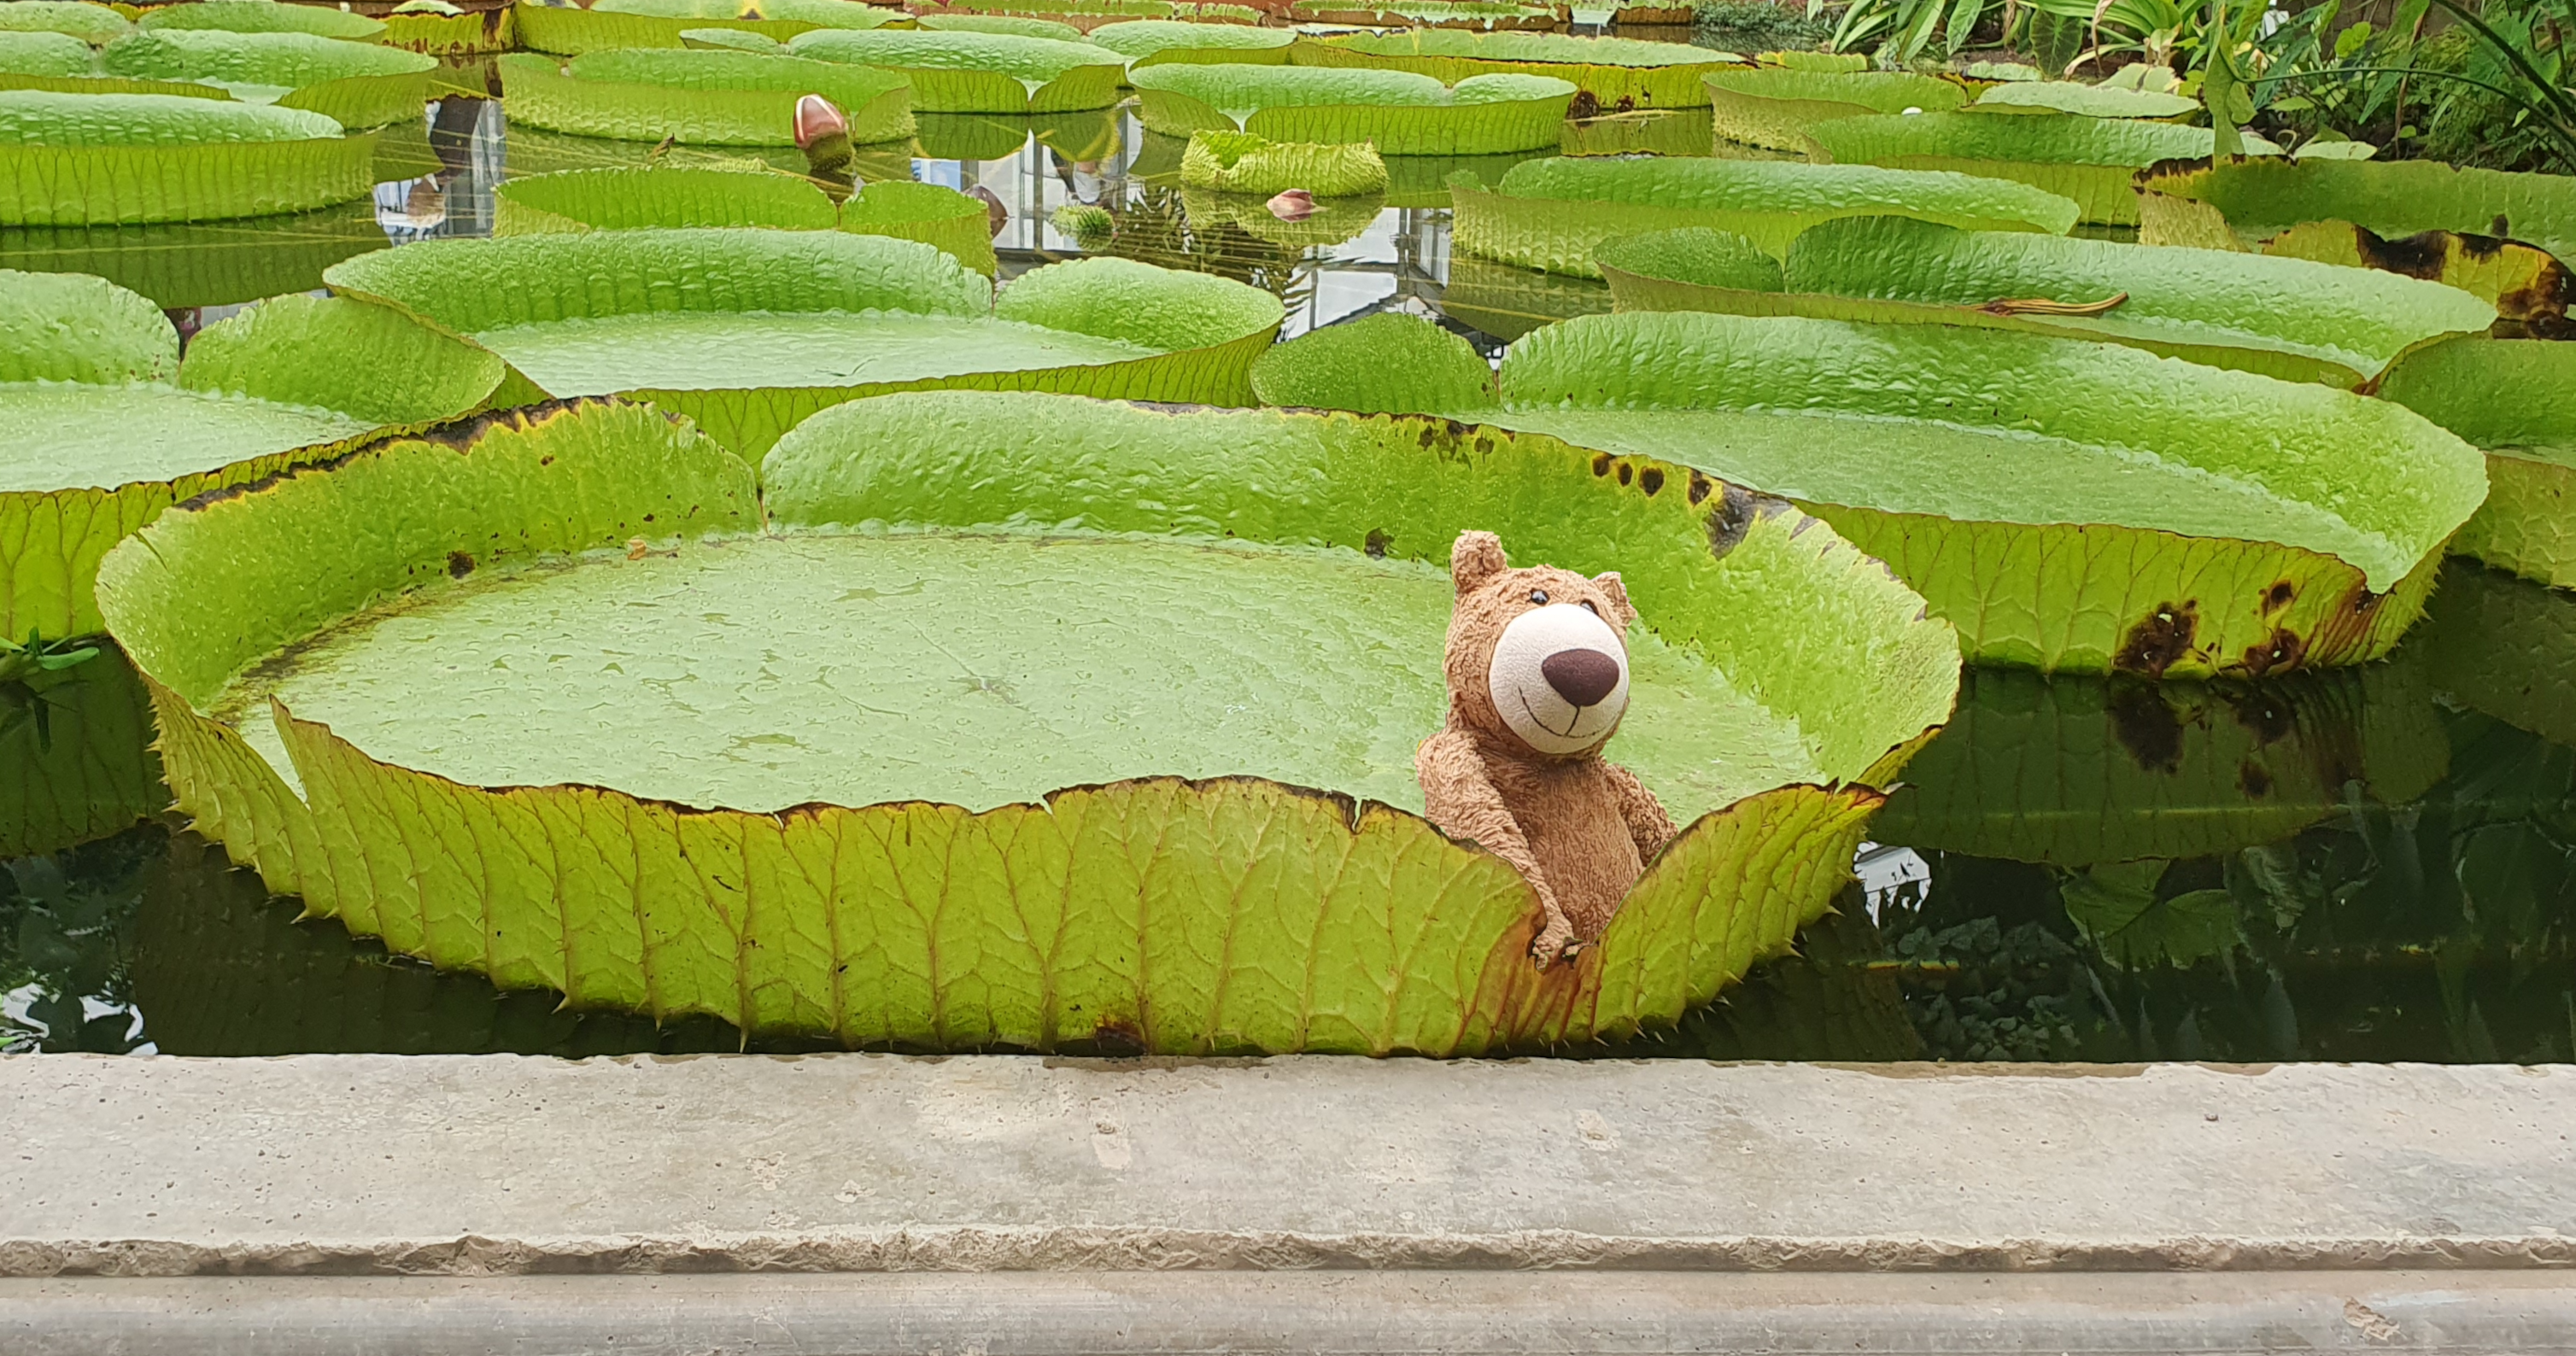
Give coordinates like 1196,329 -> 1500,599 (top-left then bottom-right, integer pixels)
1579,599 -> 1599,616
1528,589 -> 1548,605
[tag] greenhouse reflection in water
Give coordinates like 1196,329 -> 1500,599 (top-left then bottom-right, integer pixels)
1,82 -> 2567,1062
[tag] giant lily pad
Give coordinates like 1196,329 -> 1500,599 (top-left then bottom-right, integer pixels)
1130,64 -> 1576,155
1290,0 -> 1561,31
1437,250 -> 1610,340
1251,312 -> 2485,675
1807,112 -> 2278,226
2378,336 -> 2576,591
2413,560 -> 2576,750
138,0 -> 389,42
0,269 -> 504,639
513,0 -> 903,56
96,391 -> 1957,1053
1701,67 -> 1966,151
322,228 -> 1285,454
0,3 -> 132,44
497,50 -> 915,145
788,28 -> 1127,113
96,29 -> 437,128
916,11 -> 1086,40
0,90 -> 376,226
1868,663 -> 2447,868
1449,155 -> 2079,278
2135,158 -> 2574,336
1179,128 -> 1387,196
1297,30 -> 1742,108
493,166 -> 998,275
1084,18 -> 1292,67
1595,216 -> 2497,388
1970,80 -> 2194,119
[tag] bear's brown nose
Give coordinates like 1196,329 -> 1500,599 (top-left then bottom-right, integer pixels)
1541,647 -> 1621,709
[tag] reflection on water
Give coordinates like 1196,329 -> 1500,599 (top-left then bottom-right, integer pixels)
3,77 -> 2569,1061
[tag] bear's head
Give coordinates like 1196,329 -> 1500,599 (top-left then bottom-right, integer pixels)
1442,530 -> 1639,759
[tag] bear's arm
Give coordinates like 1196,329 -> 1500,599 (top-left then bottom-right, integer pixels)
1416,729 -> 1545,882
1603,761 -> 1678,862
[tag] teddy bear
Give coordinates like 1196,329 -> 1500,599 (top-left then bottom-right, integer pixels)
1417,530 -> 1678,967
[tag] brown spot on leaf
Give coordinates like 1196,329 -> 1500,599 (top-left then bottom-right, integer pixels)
2262,579 -> 2295,615
2237,761 -> 2273,799
1616,462 -> 1633,486
1590,453 -> 1611,477
2108,682 -> 2184,774
2224,687 -> 2294,745
2113,600 -> 2199,677
1363,528 -> 1392,558
446,551 -> 474,579
2239,628 -> 2306,676
1638,467 -> 1665,496
1687,470 -> 1713,506
2354,226 -> 2448,280
1087,1019 -> 1146,1056
1568,89 -> 1601,119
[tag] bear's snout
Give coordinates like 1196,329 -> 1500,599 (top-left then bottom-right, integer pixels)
1540,648 -> 1621,709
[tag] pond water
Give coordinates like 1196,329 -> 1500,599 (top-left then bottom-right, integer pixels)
4,75 -> 2569,1062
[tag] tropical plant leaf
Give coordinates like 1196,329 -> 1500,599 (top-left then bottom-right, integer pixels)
495,163 -> 842,234
2134,157 -> 2576,266
917,11 -> 1086,41
513,0 -> 900,56
381,7 -> 513,56
0,30 -> 103,79
789,29 -> 1128,113
1130,63 -> 1576,155
1869,662 -> 2448,867
322,228 -> 1285,454
2378,336 -> 2576,589
99,29 -> 436,128
97,392 -> 1955,1053
839,177 -> 999,275
1808,111 -> 2280,225
2059,862 -> 2243,971
1085,18 -> 1293,66
1178,128 -> 1388,195
1449,154 -> 2080,278
138,0 -> 388,42
0,270 -> 504,639
496,50 -> 916,147
1297,30 -> 1744,108
1971,79 -> 2195,118
1596,215 -> 2497,387
1703,67 -> 1967,151
1436,251 -> 1613,340
1251,311 -> 2485,675
0,2 -> 132,44
0,89 -> 376,226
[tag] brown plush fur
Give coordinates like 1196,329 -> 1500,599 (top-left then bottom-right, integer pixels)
1417,531 -> 1677,966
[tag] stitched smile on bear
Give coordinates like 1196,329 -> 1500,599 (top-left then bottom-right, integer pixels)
1488,602 -> 1631,756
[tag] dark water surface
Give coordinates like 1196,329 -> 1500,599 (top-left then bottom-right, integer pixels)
4,78 -> 2569,1061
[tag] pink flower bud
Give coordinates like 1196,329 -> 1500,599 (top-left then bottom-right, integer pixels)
793,95 -> 848,149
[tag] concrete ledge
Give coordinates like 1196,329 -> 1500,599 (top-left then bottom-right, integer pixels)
7,1272 -> 2576,1354
2,1055 -> 2572,1277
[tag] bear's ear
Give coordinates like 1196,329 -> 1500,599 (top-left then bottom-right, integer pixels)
1451,530 -> 1508,594
1591,571 -> 1637,628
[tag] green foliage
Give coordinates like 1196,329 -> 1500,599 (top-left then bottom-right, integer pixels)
2253,0 -> 2575,173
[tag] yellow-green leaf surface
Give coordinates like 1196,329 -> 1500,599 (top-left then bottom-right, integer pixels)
0,197 -> 385,308
1808,112 -> 2280,226
322,228 -> 1284,454
1252,312 -> 2484,675
1701,67 -> 1966,151
97,393 -> 1956,1053
1130,63 -> 1575,155
495,50 -> 916,146
382,6 -> 513,56
2136,156 -> 2576,271
2379,336 -> 2576,589
1177,128 -> 1387,195
0,88 -> 376,225
1,270 -> 503,639
917,11 -> 1085,41
1970,80 -> 2194,118
98,28 -> 437,128
140,0 -> 388,41
489,164 -> 1001,273
1867,662 -> 2447,868
0,2 -> 132,44
0,640 -> 161,858
788,28 -> 1127,113
1297,30 -> 1742,108
1449,154 -> 2079,278
1085,19 -> 1291,67
513,0 -> 901,56
1595,216 -> 2497,387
